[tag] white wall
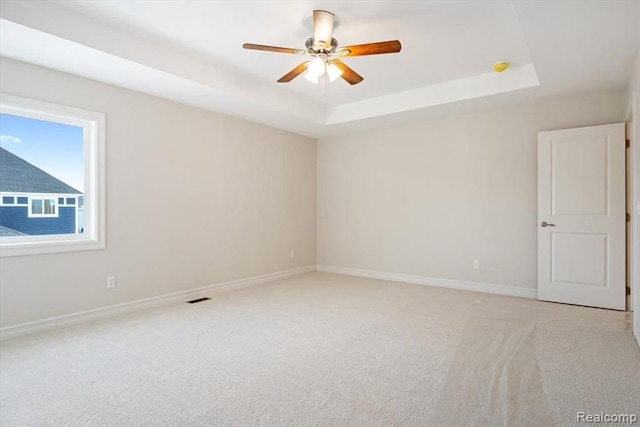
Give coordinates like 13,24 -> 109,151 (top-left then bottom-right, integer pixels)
0,57 -> 316,328
318,90 -> 626,292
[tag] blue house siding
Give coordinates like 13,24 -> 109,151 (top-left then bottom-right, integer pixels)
0,206 -> 76,235
1,148 -> 83,237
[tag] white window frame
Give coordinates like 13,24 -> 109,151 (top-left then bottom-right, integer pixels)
0,94 -> 105,257
1,196 -> 15,205
28,196 -> 58,218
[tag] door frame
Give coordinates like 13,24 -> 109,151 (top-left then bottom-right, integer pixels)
627,90 -> 640,347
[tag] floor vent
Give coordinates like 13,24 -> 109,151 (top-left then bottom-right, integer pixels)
186,297 -> 211,304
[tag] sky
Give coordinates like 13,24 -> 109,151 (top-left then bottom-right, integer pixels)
0,113 -> 84,192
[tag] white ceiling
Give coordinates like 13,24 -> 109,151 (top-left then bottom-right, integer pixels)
1,1 -> 638,137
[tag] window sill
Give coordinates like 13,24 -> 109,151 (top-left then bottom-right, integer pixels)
0,237 -> 104,257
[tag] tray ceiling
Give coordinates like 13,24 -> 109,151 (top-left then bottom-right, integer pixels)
1,1 -> 638,137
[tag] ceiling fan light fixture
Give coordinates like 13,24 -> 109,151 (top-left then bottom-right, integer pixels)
307,57 -> 326,77
304,71 -> 320,84
327,62 -> 343,82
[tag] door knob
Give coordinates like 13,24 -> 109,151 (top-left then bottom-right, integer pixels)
541,221 -> 555,228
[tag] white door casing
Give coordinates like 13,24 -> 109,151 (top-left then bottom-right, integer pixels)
538,123 -> 626,310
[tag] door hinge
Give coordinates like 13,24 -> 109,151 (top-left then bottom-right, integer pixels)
627,286 -> 631,296
627,213 -> 631,222
627,139 -> 630,148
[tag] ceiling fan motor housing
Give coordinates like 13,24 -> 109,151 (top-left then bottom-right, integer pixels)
306,37 -> 339,55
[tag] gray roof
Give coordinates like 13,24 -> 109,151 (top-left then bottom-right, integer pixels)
0,147 -> 81,194
0,225 -> 27,237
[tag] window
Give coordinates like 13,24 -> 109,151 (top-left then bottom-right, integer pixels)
0,94 -> 105,256
29,198 -> 58,217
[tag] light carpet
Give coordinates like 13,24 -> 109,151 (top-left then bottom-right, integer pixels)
1,272 -> 639,426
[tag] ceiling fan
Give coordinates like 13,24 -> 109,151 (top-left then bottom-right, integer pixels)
243,10 -> 401,85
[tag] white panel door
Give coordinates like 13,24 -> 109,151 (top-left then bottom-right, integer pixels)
538,123 -> 626,310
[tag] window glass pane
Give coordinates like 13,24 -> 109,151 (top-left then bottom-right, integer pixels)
16,197 -> 28,204
44,199 -> 56,215
1,113 -> 82,236
31,199 -> 43,214
2,196 -> 14,205
66,198 -> 75,205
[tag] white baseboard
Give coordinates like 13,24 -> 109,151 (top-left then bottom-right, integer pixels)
0,265 -> 316,341
316,264 -> 538,299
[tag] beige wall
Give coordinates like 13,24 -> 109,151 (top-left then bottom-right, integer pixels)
0,57 -> 317,328
318,90 -> 627,291
0,56 -> 631,330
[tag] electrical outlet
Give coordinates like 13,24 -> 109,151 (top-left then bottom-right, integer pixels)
473,260 -> 480,269
289,250 -> 295,259
106,276 -> 116,289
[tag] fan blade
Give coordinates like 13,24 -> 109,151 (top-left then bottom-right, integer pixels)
277,62 -> 309,83
243,43 -> 306,55
313,10 -> 335,47
337,40 -> 402,57
331,60 -> 364,85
